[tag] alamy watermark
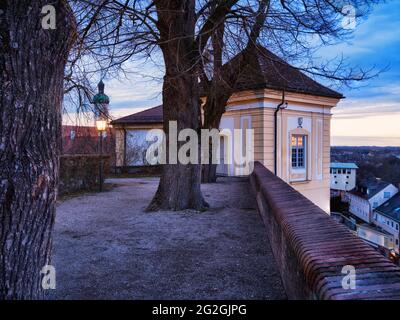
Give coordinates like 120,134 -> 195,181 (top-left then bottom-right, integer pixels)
341,5 -> 357,30
39,3 -> 357,31
144,121 -> 254,173
41,265 -> 56,290
341,265 -> 356,290
41,5 -> 56,30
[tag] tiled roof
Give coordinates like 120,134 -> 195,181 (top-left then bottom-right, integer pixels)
112,46 -> 343,125
352,178 -> 392,200
111,105 -> 163,125
330,162 -> 358,169
217,45 -> 343,99
375,193 -> 400,223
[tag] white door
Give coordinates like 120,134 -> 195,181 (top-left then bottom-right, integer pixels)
216,136 -> 228,176
217,117 -> 234,176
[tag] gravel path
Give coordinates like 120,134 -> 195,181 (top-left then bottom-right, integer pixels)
51,177 -> 286,299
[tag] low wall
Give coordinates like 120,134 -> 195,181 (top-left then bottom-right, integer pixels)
250,161 -> 400,300
113,165 -> 162,176
59,154 -> 110,195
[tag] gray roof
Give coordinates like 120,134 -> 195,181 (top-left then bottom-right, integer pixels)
330,162 -> 358,169
375,193 -> 400,223
352,178 -> 392,200
218,45 -> 344,99
111,105 -> 163,125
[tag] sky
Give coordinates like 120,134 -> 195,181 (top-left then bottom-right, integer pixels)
327,1 -> 400,146
65,1 -> 400,147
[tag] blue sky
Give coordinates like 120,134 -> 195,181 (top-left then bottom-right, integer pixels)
68,1 -> 400,146
326,1 -> 400,145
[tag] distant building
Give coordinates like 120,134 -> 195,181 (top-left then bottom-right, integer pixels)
62,125 -> 115,156
330,162 -> 358,191
348,178 -> 398,223
356,223 -> 395,254
373,193 -> 400,254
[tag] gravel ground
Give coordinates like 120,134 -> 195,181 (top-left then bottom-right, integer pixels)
51,177 -> 286,300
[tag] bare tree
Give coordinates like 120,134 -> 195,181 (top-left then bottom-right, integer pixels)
200,0 -> 381,182
0,1 -> 76,299
65,0 -> 383,204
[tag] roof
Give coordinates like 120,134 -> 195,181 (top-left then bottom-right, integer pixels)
61,125 -> 115,155
111,105 -> 163,125
375,193 -> 400,223
93,93 -> 110,104
351,178 -> 392,200
217,45 -> 343,99
330,162 -> 359,169
93,80 -> 110,104
112,46 -> 343,125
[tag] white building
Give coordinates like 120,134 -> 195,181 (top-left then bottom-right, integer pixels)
348,179 -> 398,223
373,193 -> 400,254
357,223 -> 395,252
330,162 -> 358,191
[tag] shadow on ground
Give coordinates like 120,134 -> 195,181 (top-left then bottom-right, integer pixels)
51,177 -> 286,299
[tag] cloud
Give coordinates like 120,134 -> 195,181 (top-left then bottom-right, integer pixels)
333,99 -> 400,120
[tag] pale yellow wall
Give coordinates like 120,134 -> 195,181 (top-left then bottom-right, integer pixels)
221,89 -> 340,213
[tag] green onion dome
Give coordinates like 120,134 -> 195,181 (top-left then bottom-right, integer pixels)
93,80 -> 110,104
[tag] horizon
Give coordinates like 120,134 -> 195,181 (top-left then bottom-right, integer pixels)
64,1 -> 399,147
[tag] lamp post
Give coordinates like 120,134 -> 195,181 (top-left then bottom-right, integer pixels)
96,119 -> 107,192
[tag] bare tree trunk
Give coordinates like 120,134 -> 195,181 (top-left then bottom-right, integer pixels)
0,1 -> 76,299
201,1 -> 269,183
147,0 -> 207,211
201,91 -> 231,183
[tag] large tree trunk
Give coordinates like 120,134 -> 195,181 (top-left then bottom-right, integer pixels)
147,0 -> 207,211
0,1 -> 76,299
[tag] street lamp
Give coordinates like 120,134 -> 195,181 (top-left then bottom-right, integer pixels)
96,119 -> 107,192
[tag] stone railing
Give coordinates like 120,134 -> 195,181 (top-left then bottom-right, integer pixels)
250,161 -> 400,300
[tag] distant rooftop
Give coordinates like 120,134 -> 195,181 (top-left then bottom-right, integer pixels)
375,193 -> 400,223
352,178 -> 393,200
330,162 -> 358,169
111,105 -> 163,125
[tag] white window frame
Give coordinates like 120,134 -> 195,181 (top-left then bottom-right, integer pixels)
291,135 -> 306,169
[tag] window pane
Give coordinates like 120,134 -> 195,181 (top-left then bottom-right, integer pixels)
292,148 -> 297,167
291,135 -> 306,169
297,136 -> 303,147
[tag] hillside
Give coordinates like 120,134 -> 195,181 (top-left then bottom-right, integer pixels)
331,146 -> 400,186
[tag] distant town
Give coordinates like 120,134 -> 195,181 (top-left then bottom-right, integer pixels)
330,146 -> 400,265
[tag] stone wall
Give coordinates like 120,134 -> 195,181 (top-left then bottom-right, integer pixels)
59,154 -> 110,195
250,161 -> 400,300
113,165 -> 162,176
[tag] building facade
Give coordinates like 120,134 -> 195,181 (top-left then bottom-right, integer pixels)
373,194 -> 400,254
348,179 -> 398,223
330,162 -> 358,191
112,46 -> 343,213
356,223 -> 395,253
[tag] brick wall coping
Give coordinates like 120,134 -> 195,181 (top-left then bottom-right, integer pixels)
250,162 -> 400,300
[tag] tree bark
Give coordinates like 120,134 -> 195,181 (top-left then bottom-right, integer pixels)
201,0 -> 269,183
0,1 -> 76,299
147,0 -> 207,211
201,89 -> 232,183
